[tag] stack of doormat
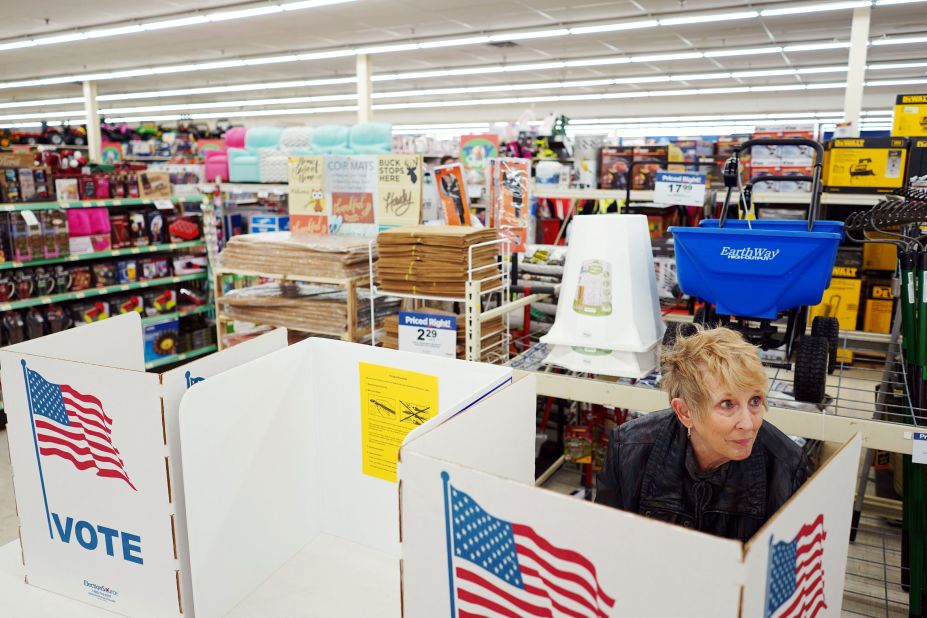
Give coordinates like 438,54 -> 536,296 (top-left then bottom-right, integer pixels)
376,226 -> 499,297
219,282 -> 399,336
380,308 -> 506,361
218,232 -> 372,279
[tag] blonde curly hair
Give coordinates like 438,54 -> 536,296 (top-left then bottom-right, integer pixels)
661,325 -> 768,420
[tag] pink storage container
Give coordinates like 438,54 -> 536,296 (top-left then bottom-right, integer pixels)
86,208 -> 112,235
67,209 -> 91,236
224,127 -> 247,149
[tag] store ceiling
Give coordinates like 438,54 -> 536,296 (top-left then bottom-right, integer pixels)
0,0 -> 924,128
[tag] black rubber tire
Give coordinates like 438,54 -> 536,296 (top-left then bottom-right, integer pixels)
793,336 -> 829,403
662,321 -> 698,349
811,316 -> 840,374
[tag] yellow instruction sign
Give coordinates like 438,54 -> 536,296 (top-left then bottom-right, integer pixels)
359,362 -> 438,482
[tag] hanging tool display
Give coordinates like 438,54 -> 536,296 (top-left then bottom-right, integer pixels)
846,188 -> 927,617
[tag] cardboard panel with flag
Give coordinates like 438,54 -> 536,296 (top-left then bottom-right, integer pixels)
178,337 -> 517,617
0,316 -> 293,617
400,392 -> 863,617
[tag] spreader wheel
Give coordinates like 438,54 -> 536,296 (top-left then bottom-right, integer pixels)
793,336 -> 829,403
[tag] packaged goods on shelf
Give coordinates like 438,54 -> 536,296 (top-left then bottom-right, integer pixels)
219,282 -> 398,335
908,139 -> 927,190
823,137 -> 908,193
892,94 -> 927,137
376,225 -> 499,297
218,231 -> 372,279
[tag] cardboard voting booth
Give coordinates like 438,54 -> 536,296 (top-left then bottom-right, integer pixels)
177,336 -> 517,617
400,400 -> 862,617
0,314 -> 287,617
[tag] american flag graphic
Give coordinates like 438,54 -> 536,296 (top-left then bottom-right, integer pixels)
26,367 -> 136,491
765,514 -> 827,618
446,482 -> 615,618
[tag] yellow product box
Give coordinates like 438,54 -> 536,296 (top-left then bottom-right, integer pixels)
862,239 -> 898,272
823,137 -> 908,193
836,348 -> 853,365
809,267 -> 861,332
863,280 -> 894,334
892,94 -> 927,137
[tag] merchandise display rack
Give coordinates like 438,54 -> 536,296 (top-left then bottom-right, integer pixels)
0,272 -> 206,312
143,343 -> 218,370
212,268 -> 372,347
0,240 -> 205,270
0,195 -> 202,212
366,237 -> 551,364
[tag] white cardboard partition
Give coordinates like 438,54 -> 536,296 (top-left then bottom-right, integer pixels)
179,338 -> 516,618
400,402 -> 862,618
0,315 -> 287,617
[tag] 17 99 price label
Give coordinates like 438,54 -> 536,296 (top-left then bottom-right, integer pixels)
653,172 -> 707,207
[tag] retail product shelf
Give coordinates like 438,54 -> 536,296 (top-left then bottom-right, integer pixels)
144,343 -> 217,370
0,272 -> 207,311
532,186 -> 649,201
214,269 -> 371,346
681,190 -> 880,206
662,312 -> 892,346
199,182 -> 289,194
510,341 -> 913,454
0,195 -> 202,212
0,241 -> 205,270
140,304 -> 213,326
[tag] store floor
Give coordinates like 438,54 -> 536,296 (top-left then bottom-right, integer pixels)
0,429 -> 909,616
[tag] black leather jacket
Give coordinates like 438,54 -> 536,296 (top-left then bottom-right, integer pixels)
595,410 -> 811,542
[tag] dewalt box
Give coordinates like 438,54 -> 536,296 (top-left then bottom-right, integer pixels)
809,264 -> 862,332
863,279 -> 895,334
908,139 -> 927,190
862,234 -> 899,272
823,137 -> 908,193
892,94 -> 927,137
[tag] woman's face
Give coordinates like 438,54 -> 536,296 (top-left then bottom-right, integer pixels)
689,374 -> 766,468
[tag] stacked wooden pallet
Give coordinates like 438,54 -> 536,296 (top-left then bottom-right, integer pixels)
218,232 -> 371,279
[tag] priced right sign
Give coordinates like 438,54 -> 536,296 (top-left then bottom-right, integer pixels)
653,171 -> 706,207
398,311 -> 458,358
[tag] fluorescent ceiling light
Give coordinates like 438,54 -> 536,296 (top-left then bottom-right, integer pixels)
866,78 -> 927,86
488,29 -> 570,42
0,97 -> 83,109
631,52 -> 704,62
86,25 -> 145,39
419,36 -> 491,49
142,16 -> 209,31
874,0 -> 927,5
868,60 -> 927,70
207,6 -> 283,21
871,35 -> 927,45
568,20 -> 658,34
704,46 -> 783,58
34,32 -> 88,45
783,42 -> 851,52
659,10 -> 758,25
761,1 -> 872,16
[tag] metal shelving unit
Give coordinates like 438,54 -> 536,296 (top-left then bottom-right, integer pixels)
140,304 -> 213,327
144,343 -> 217,370
0,195 -> 201,212
0,240 -> 205,270
0,273 -> 206,312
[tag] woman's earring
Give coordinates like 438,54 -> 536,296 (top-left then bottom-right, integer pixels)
687,427 -> 691,438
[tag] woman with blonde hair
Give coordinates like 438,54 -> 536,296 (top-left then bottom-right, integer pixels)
596,326 -> 811,541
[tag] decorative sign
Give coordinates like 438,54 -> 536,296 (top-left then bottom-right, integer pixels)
326,156 -> 377,236
653,171 -> 706,207
459,134 -> 499,177
287,156 -> 327,216
377,154 -> 423,230
914,431 -> 927,464
398,311 -> 457,359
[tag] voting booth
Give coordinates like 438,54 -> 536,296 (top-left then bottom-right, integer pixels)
0,314 -> 523,617
0,314 -> 287,617
400,394 -> 862,617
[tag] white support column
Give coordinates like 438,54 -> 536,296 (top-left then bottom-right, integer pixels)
82,81 -> 102,162
356,53 -> 372,123
842,6 -> 871,136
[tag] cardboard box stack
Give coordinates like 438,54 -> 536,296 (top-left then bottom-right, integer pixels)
217,231 -> 372,279
376,226 -> 500,297
745,126 -> 816,193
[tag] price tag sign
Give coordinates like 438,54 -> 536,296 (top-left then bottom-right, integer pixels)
398,311 -> 457,358
653,172 -> 707,207
913,432 -> 927,464
154,199 -> 175,211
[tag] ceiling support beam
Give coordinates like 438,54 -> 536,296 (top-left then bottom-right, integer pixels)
82,81 -> 101,162
356,53 -> 372,123
842,6 -> 871,136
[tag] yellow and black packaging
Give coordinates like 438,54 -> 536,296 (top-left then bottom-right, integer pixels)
892,94 -> 927,137
823,137 -> 908,193
908,139 -> 927,191
863,279 -> 895,334
810,264 -> 862,332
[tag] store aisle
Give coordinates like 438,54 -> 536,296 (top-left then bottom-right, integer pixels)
0,432 -> 15,545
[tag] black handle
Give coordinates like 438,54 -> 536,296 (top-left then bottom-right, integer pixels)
750,174 -> 814,184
